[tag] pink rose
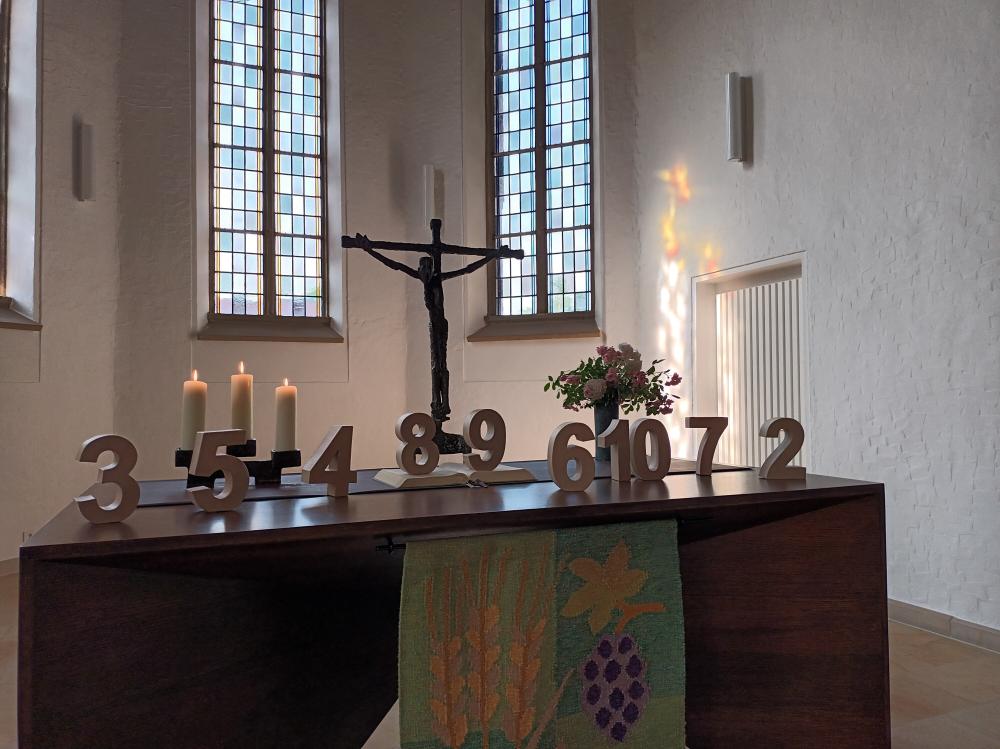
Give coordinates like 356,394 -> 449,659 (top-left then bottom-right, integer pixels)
605,369 -> 619,383
561,374 -> 581,384
583,378 -> 607,401
631,371 -> 648,386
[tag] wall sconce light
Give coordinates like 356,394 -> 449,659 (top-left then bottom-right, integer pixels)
725,72 -> 745,163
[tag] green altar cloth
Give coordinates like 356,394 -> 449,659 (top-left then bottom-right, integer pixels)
398,521 -> 685,748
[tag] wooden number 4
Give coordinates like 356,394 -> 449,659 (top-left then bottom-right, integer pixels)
302,426 -> 358,498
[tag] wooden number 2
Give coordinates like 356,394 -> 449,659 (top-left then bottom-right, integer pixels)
463,409 -> 506,471
759,417 -> 806,479
685,416 -> 728,476
75,435 -> 141,524
548,422 -> 596,491
395,412 -> 440,475
187,429 -> 250,511
303,425 -> 357,498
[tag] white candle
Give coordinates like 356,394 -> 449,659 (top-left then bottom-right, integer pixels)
180,370 -> 207,451
230,361 -> 253,438
274,378 -> 297,452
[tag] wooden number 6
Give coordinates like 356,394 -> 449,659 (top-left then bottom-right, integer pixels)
75,435 -> 141,524
759,417 -> 806,480
187,429 -> 250,511
463,409 -> 506,471
685,416 -> 728,476
395,413 -> 440,475
548,422 -> 596,491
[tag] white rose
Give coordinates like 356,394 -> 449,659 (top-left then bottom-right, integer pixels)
624,353 -> 643,373
583,378 -> 608,401
617,342 -> 635,356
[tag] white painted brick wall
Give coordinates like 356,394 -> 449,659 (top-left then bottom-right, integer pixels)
631,0 -> 1000,628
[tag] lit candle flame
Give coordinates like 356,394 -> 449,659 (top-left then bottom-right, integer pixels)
192,369 -> 199,381
283,378 -> 289,387
238,361 -> 245,374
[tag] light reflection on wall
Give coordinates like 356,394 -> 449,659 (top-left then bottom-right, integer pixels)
654,165 -> 722,456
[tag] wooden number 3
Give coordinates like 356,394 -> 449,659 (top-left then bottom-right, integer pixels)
75,435 -> 141,524
759,417 -> 806,480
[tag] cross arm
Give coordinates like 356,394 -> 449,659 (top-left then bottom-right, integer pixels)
342,234 -> 524,261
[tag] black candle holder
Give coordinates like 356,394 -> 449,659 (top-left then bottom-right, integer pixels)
175,439 -> 302,489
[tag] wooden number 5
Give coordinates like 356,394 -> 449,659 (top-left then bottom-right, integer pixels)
75,435 -> 141,524
759,417 -> 806,480
303,426 -> 357,498
187,429 -> 250,511
685,416 -> 728,476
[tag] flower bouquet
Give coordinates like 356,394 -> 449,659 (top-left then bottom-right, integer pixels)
545,343 -> 682,459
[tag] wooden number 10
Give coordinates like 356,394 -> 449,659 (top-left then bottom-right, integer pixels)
595,418 -> 673,483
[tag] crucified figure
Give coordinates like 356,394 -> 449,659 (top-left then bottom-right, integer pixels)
343,219 -> 524,453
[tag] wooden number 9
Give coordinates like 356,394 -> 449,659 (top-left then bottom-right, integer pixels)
629,418 -> 672,481
759,417 -> 806,479
395,412 -> 440,475
463,409 -> 506,471
548,422 -> 596,491
75,435 -> 141,524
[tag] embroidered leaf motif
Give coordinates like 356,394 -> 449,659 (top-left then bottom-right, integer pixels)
562,540 -> 649,634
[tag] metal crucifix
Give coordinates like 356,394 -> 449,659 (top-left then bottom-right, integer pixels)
342,219 -> 524,454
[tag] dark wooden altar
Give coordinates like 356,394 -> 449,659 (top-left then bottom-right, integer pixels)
18,464 -> 890,748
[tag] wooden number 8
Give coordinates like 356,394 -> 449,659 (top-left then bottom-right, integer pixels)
463,409 -> 506,471
75,435 -> 141,524
395,412 -> 440,475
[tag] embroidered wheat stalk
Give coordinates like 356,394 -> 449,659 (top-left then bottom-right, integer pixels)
463,547 -> 507,749
503,557 -> 549,749
426,569 -> 468,749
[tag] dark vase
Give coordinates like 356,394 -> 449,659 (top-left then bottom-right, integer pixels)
593,397 -> 620,461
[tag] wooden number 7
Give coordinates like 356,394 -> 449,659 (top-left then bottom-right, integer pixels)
303,426 -> 357,498
685,417 -> 728,476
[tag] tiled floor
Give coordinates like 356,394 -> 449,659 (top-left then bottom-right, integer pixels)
1,571 -> 998,748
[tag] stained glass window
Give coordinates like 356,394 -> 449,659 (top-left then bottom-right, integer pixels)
211,0 -> 326,318
491,0 -> 592,316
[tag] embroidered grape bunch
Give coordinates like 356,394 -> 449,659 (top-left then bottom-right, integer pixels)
580,632 -> 650,741
561,540 -> 667,743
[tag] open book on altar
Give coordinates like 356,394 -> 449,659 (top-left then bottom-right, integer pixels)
373,462 -> 536,489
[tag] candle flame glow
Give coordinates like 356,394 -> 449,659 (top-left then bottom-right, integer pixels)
283,378 -> 289,387
238,361 -> 245,374
192,369 -> 199,381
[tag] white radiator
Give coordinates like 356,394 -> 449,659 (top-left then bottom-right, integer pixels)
715,277 -> 802,467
